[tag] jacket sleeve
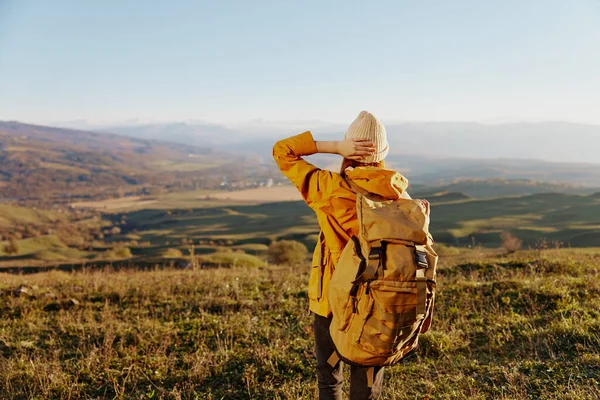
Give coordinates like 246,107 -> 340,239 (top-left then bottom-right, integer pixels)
273,131 -> 337,210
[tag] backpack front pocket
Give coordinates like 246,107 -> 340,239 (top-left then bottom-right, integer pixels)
357,280 -> 424,356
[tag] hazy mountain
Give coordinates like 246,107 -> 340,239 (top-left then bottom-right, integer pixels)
0,121 -> 230,200
383,121 -> 600,164
14,119 -> 600,192
383,154 -> 600,187
104,122 -> 242,146
59,120 -> 600,164
410,179 -> 598,199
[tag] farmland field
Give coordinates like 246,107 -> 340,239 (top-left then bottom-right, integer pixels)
2,186 -> 600,270
105,188 -> 600,250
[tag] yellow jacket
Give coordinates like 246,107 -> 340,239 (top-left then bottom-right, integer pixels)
273,131 -> 409,317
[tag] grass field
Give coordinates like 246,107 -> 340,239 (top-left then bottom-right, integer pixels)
0,204 -> 67,229
105,190 -> 600,254
69,191 -> 240,211
0,249 -> 598,399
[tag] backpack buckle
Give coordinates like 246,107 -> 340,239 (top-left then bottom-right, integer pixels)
368,241 -> 386,277
415,250 -> 429,269
369,247 -> 383,260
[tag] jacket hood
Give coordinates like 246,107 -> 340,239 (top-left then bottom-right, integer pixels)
344,166 -> 409,200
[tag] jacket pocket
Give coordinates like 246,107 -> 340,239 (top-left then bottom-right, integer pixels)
308,231 -> 328,302
308,264 -> 324,302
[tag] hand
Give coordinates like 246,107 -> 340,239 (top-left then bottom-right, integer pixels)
337,138 -> 375,161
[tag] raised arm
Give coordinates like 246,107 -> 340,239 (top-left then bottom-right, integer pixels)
272,131 -> 374,209
315,140 -> 375,161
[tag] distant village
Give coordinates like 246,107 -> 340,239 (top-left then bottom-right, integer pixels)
218,177 -> 287,190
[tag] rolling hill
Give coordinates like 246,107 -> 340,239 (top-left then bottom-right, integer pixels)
86,190 -> 600,254
61,120 -> 600,162
410,178 -> 599,198
2,186 -> 600,269
0,121 -> 257,201
65,120 -> 600,183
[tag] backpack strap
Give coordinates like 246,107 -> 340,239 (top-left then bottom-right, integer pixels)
414,245 -> 430,317
350,237 -> 386,286
349,236 -> 367,299
367,240 -> 386,278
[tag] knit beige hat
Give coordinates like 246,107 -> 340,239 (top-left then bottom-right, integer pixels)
344,111 -> 388,163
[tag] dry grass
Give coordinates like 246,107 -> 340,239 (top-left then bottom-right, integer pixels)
207,186 -> 301,203
0,250 -> 598,399
70,197 -> 159,211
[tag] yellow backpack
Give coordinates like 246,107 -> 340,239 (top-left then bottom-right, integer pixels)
327,184 -> 438,373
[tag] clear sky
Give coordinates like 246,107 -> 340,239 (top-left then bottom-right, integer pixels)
0,0 -> 599,125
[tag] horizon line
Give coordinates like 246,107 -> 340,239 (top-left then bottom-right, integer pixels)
2,117 -> 600,129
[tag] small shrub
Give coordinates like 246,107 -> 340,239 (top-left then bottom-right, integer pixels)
215,246 -> 233,253
162,248 -> 183,258
24,226 -> 41,238
61,235 -> 85,248
500,231 -> 522,253
199,252 -> 265,268
107,246 -> 132,259
268,240 -> 308,265
3,237 -> 21,256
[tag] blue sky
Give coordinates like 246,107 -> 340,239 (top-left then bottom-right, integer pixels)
0,0 -> 598,125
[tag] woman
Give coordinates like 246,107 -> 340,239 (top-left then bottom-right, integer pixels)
273,111 -> 410,399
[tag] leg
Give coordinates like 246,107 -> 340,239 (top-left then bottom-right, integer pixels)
314,313 -> 344,400
349,365 -> 385,400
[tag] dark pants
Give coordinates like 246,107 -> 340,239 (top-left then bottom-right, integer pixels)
314,314 -> 385,400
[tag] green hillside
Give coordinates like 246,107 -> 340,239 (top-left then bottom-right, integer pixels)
431,192 -> 600,247
109,191 -> 600,250
2,189 -> 600,270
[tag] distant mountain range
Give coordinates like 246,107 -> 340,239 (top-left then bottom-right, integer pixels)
55,120 -> 600,164
0,121 -> 236,201
2,120 -> 600,202
383,154 -> 600,187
